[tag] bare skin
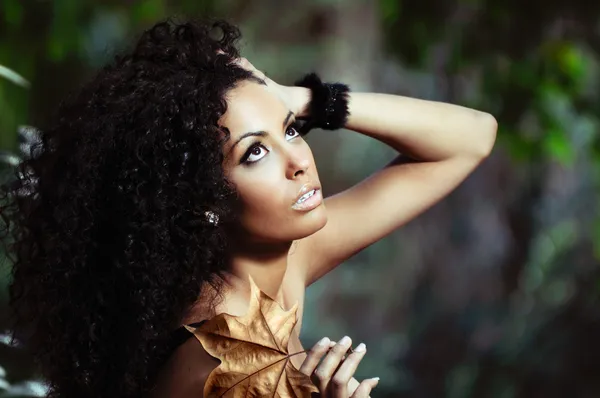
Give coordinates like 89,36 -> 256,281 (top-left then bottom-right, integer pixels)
153,58 -> 497,397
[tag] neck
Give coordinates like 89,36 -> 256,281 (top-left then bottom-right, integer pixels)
226,236 -> 293,300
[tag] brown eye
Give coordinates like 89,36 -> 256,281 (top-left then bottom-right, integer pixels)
241,143 -> 268,164
286,126 -> 299,139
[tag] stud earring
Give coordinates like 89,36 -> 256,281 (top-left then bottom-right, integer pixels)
205,211 -> 219,226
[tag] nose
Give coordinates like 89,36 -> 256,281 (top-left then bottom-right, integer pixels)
286,150 -> 310,179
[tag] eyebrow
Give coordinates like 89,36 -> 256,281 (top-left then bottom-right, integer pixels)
282,110 -> 294,128
230,110 -> 295,151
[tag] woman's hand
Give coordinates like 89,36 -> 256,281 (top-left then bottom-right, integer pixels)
231,57 -> 310,117
299,336 -> 379,397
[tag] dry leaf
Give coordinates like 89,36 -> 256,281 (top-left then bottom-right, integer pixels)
185,276 -> 319,397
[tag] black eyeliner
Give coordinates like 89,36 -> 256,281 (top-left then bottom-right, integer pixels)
239,121 -> 303,165
286,120 -> 302,134
239,140 -> 262,164
290,120 -> 308,136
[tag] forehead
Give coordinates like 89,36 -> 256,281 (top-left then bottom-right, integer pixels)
220,80 -> 287,139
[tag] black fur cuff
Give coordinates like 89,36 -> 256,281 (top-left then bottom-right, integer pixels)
294,73 -> 350,133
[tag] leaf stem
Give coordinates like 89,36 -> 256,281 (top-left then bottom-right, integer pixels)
287,349 -> 309,358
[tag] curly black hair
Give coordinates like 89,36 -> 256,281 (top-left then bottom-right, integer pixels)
0,18 -> 258,398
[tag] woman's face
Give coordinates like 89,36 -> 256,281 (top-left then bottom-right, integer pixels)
220,80 -> 327,243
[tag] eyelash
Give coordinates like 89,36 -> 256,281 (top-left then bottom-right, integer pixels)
240,123 -> 303,165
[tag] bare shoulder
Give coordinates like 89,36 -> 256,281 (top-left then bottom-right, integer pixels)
150,285 -> 222,397
150,335 -> 220,398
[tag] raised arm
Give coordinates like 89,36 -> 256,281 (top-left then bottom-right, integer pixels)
290,88 -> 498,285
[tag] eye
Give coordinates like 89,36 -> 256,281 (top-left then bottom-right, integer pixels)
242,143 -> 268,164
285,125 -> 300,140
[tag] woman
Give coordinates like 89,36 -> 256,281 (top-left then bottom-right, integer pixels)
1,18 -> 496,398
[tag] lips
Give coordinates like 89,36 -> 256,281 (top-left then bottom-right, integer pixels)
296,189 -> 316,204
291,183 -> 323,211
293,183 -> 320,205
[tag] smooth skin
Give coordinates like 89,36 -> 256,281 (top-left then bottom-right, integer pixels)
153,57 -> 497,397
301,336 -> 379,397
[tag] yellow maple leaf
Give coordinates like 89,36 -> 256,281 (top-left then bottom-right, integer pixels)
185,277 -> 319,397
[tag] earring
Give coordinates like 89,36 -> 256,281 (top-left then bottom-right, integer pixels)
205,211 -> 219,226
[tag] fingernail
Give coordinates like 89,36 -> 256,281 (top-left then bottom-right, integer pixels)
371,377 -> 380,383
354,343 -> 366,352
338,336 -> 351,346
317,337 -> 330,346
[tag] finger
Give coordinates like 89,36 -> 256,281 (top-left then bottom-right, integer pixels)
347,377 -> 361,396
313,336 -> 352,389
330,343 -> 367,394
234,57 -> 256,72
328,340 -> 349,374
328,340 -> 345,360
299,337 -> 331,376
233,57 -> 267,80
351,378 -> 379,398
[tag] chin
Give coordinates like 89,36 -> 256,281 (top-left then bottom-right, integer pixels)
242,204 -> 328,242
294,204 -> 328,239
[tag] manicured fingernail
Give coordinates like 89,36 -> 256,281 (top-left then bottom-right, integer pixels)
354,343 -> 366,352
338,336 -> 351,346
371,377 -> 380,383
318,337 -> 330,346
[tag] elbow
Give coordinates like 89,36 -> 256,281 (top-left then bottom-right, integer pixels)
470,112 -> 497,159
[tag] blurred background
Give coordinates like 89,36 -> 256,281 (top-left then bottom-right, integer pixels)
0,0 -> 599,397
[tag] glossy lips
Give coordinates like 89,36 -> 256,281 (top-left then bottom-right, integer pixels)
292,183 -> 323,211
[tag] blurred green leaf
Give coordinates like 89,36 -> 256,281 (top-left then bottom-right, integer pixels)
510,62 -> 540,90
556,43 -> 586,81
498,131 -> 538,162
542,127 -> 574,166
1,0 -> 23,29
379,0 -> 401,24
0,66 -> 29,88
47,1 -> 86,62
131,0 -> 166,25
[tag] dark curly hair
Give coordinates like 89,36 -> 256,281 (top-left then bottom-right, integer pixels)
0,18 -> 259,398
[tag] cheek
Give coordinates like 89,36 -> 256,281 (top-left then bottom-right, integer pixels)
234,168 -> 287,216
228,140 -> 320,227
301,141 -> 318,169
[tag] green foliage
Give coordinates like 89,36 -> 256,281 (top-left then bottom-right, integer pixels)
0,0 -> 224,149
380,0 -> 600,167
380,0 -> 600,252
1,0 -> 23,30
378,0 -> 600,395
